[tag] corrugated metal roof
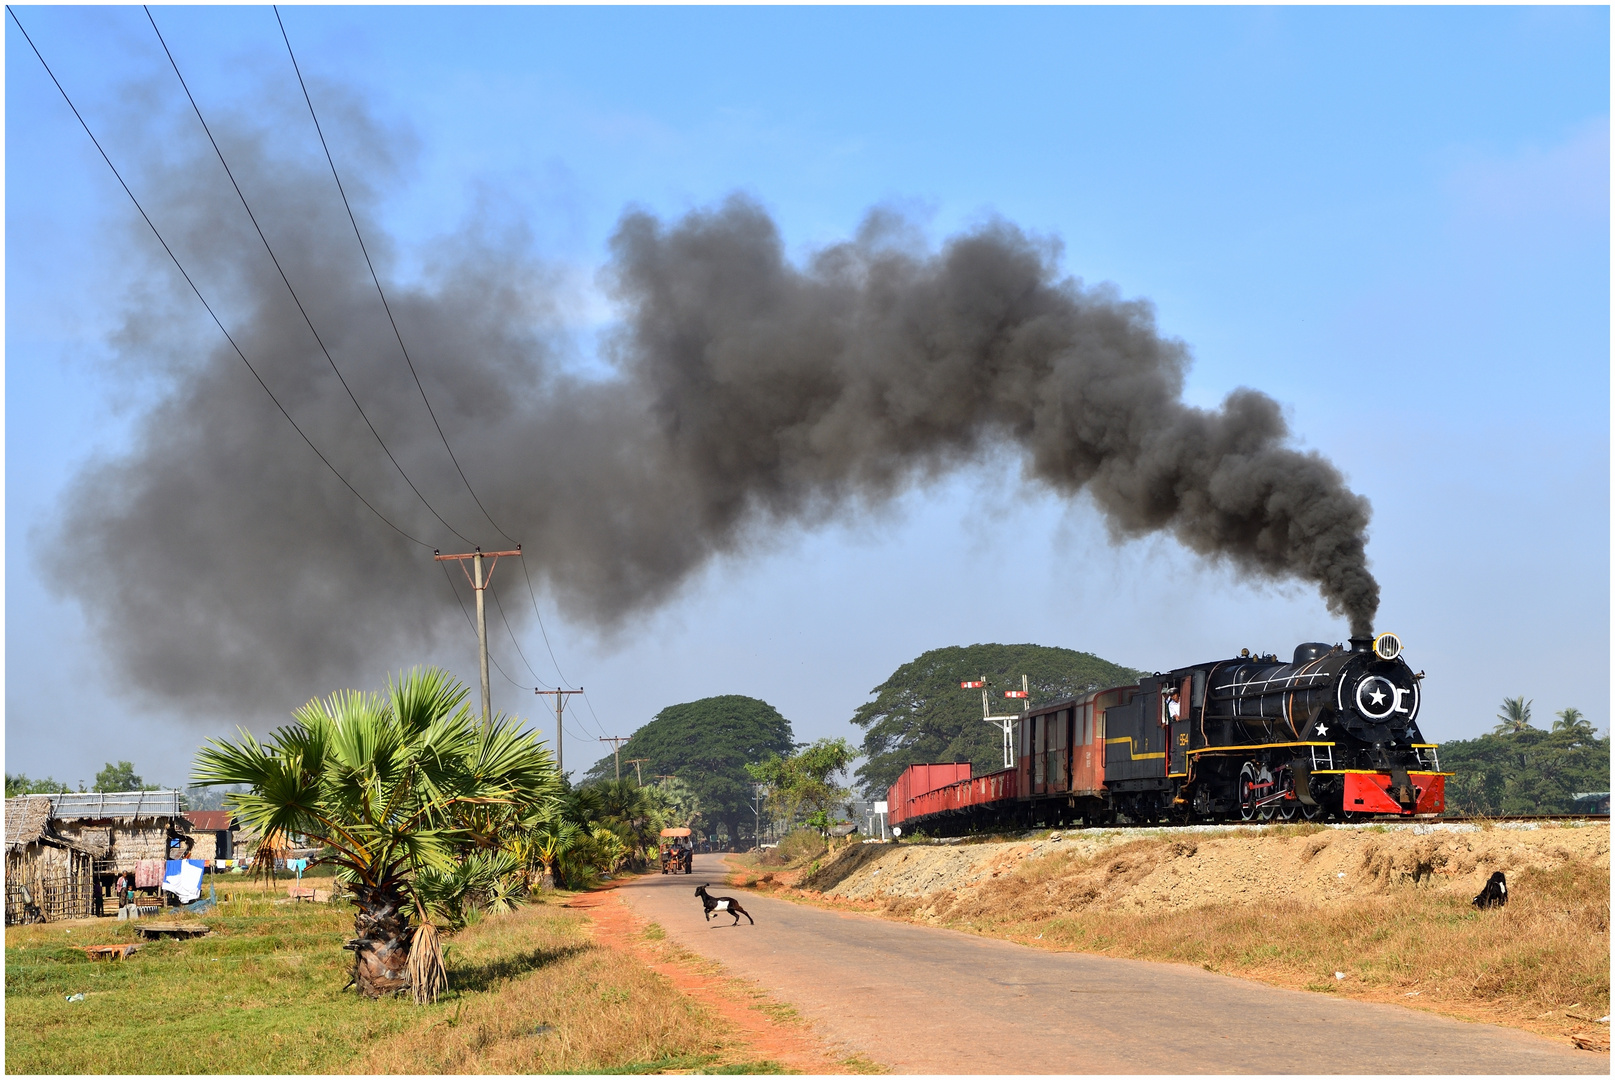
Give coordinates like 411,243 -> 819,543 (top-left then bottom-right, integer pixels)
5,796 -> 55,849
186,810 -> 234,832
46,790 -> 183,821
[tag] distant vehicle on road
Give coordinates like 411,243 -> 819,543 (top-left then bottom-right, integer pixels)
659,827 -> 693,874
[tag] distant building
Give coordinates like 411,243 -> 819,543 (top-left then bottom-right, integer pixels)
185,810 -> 238,862
1571,792 -> 1611,814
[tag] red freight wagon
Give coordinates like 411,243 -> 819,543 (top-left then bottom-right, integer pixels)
887,762 -> 970,826
888,764 -> 1017,829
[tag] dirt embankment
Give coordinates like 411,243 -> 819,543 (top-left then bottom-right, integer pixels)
793,822 -> 1609,917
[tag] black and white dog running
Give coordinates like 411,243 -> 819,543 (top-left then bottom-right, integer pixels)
695,883 -> 755,925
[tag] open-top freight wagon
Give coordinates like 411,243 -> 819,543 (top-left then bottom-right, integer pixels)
887,634 -> 1449,835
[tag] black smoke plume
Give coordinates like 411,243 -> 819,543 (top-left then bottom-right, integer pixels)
55,104 -> 1376,721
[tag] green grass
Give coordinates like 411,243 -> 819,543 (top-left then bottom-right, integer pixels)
6,896 -> 409,1074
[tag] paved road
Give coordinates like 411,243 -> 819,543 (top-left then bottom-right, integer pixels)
618,855 -> 1602,1074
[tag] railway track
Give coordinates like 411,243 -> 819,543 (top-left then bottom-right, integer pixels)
899,812 -> 1609,842
1436,813 -> 1608,824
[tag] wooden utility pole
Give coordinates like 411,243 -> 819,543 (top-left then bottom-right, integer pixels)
625,758 -> 650,785
535,688 -> 583,781
435,546 -> 521,724
598,737 -> 630,780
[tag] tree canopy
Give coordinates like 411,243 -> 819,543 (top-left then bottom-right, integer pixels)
748,737 -> 855,832
1492,696 -> 1534,735
94,761 -> 149,793
1441,711 -> 1608,816
851,643 -> 1142,796
581,695 -> 794,841
5,774 -> 76,798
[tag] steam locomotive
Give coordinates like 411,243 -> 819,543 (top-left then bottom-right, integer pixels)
885,634 -> 1447,834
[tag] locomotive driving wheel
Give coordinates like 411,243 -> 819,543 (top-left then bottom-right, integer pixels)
1239,760 -> 1279,821
1238,761 -> 1261,821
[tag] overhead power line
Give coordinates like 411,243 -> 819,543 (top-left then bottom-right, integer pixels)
512,557 -> 611,739
489,584 -> 552,689
144,5 -> 476,550
271,5 -> 517,548
19,5 -> 610,736
6,4 -> 434,551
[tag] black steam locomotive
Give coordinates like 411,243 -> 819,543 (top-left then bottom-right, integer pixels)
887,634 -> 1447,834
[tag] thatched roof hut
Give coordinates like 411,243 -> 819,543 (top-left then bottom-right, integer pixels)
5,796 -> 95,924
4,796 -> 54,851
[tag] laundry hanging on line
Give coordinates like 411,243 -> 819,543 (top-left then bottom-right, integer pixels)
161,859 -> 206,904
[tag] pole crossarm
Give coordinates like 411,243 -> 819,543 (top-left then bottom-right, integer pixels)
434,546 -> 522,589
536,688 -> 583,780
599,736 -> 630,780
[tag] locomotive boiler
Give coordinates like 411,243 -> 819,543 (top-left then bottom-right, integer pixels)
886,634 -> 1448,834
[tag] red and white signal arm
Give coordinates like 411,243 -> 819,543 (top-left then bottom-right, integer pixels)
1004,690 -> 1029,698
960,680 -> 985,689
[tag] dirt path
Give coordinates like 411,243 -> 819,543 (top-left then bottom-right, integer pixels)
568,881 -> 862,1073
616,854 -> 1604,1074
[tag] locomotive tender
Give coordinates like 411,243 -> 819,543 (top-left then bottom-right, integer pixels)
886,634 -> 1447,834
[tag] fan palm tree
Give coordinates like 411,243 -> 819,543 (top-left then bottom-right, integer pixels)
193,667 -> 558,999
594,778 -> 665,863
1493,696 -> 1535,735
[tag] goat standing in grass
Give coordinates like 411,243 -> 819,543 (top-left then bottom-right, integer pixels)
695,884 -> 754,925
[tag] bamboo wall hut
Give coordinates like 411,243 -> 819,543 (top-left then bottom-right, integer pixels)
5,797 -> 95,924
43,791 -> 192,874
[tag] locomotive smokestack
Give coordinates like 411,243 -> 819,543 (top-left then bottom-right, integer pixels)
49,106 -> 1382,721
1349,636 -> 1373,653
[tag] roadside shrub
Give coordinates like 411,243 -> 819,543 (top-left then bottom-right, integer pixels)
776,828 -> 827,864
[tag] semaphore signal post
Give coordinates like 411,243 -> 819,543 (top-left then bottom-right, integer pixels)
963,674 -> 1030,768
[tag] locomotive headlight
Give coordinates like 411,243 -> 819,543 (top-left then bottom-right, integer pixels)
1372,632 -> 1403,660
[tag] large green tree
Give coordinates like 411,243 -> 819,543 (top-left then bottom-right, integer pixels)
94,761 -> 146,793
1492,695 -> 1536,735
852,643 -> 1142,796
582,695 -> 793,843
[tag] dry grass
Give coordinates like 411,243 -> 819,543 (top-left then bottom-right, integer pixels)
864,838 -> 1610,1043
357,898 -> 773,1074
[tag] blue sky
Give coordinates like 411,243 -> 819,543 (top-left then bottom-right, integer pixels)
6,5 -> 1608,787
